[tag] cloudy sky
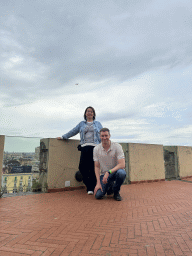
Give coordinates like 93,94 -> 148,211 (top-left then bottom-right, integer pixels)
1,0 -> 192,149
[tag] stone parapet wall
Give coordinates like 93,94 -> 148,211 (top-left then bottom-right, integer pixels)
177,146 -> 192,178
39,139 -> 166,191
0,135 -> 5,189
2,136 -> 192,192
128,143 -> 165,183
39,138 -> 84,191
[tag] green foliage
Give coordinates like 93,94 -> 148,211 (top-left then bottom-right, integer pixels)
0,186 -> 5,198
44,182 -> 48,189
32,180 -> 42,191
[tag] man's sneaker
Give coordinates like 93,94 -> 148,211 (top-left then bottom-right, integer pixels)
107,186 -> 114,196
113,192 -> 122,201
87,191 -> 94,195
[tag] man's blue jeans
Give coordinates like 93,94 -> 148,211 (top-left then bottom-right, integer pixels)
95,169 -> 126,199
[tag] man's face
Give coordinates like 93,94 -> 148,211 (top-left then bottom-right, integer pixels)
100,131 -> 110,144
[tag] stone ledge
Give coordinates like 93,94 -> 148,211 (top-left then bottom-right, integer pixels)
130,179 -> 165,184
180,175 -> 192,179
48,185 -> 85,193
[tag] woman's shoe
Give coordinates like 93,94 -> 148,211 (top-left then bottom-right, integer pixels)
87,191 -> 94,195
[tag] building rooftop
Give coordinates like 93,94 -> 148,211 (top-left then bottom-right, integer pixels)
0,180 -> 192,256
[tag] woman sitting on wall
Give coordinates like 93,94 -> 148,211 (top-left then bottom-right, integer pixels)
57,106 -> 103,195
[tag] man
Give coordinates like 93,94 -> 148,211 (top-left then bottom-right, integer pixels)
93,128 -> 126,201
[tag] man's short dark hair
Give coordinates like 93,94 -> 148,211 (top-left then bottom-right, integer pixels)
100,128 -> 110,134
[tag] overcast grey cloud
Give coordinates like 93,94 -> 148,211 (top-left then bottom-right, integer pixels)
1,0 -> 192,147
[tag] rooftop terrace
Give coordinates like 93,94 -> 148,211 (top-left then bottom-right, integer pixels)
1,179 -> 192,256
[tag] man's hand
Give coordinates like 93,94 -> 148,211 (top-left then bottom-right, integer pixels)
57,137 -> 62,140
102,172 -> 109,184
94,183 -> 103,195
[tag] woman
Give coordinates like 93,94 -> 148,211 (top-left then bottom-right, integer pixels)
57,106 -> 103,194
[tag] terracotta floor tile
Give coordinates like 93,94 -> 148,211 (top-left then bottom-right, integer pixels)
1,181 -> 192,255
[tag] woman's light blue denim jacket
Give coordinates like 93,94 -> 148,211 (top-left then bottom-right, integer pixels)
62,120 -> 103,145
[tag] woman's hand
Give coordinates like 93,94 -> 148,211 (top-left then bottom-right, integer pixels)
57,137 -> 63,140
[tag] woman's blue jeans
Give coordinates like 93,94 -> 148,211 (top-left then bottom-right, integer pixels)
95,169 -> 126,199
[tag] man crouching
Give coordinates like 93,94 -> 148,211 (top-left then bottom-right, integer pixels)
93,128 -> 126,201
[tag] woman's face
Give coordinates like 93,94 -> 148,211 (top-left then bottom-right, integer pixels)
86,108 -> 94,120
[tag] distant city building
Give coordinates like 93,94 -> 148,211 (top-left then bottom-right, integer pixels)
2,150 -> 40,194
35,146 -> 40,161
2,173 -> 33,194
3,151 -> 40,174
10,166 -> 32,173
19,158 -> 32,166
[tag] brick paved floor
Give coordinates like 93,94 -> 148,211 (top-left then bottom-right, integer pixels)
1,180 -> 192,256
181,177 -> 192,182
